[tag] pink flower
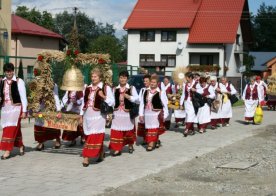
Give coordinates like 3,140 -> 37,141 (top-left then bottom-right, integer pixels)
56,113 -> 62,119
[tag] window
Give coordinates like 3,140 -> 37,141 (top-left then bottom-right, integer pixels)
27,66 -> 34,80
140,54 -> 155,62
140,31 -> 155,42
161,55 -> 176,67
200,55 -> 214,65
161,31 -> 176,41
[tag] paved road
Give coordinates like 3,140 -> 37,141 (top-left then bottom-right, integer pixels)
0,107 -> 275,196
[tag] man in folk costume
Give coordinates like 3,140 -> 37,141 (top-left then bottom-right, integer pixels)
34,84 -> 62,150
255,76 -> 267,106
219,77 -> 237,126
196,77 -> 215,133
180,72 -> 198,137
137,74 -> 151,145
61,90 -> 85,146
0,63 -> 27,159
109,71 -> 139,156
161,76 -> 173,130
139,75 -> 168,151
80,68 -> 115,167
173,81 -> 186,128
209,76 -> 226,129
242,76 -> 262,124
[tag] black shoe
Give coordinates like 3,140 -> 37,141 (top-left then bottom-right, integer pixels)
184,129 -> 189,137
129,147 -> 134,154
1,155 -> 11,160
112,151 -> 122,157
96,152 -> 106,163
80,139 -> 85,145
82,162 -> 89,167
174,124 -> 179,128
146,145 -> 155,152
19,146 -> 25,156
35,144 -> 44,151
155,140 -> 161,148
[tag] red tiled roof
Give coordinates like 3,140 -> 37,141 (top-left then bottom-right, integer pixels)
124,0 -> 202,29
124,0 -> 247,44
188,0 -> 246,43
12,14 -> 63,39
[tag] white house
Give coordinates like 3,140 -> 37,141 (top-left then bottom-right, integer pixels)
124,0 -> 252,81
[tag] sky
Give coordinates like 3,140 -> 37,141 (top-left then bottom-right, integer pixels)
12,0 -> 276,37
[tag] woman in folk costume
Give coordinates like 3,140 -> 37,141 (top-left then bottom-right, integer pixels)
219,77 -> 237,126
0,63 -> 27,159
173,81 -> 186,128
196,77 -> 215,133
161,76 -> 173,130
180,72 -> 198,137
109,71 -> 139,156
255,76 -> 267,106
80,68 -> 114,167
209,76 -> 226,129
242,76 -> 262,124
139,75 -> 168,151
61,90 -> 85,147
137,74 -> 151,145
34,83 -> 62,150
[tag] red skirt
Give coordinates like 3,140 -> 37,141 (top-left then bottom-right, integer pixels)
62,126 -> 84,141
34,125 -> 61,143
109,129 -> 136,151
137,122 -> 146,138
0,123 -> 23,151
82,133 -> 105,158
145,128 -> 159,143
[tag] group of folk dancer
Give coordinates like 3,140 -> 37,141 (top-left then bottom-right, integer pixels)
0,63 -> 267,167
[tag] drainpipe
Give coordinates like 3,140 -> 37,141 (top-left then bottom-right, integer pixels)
223,44 -> 226,77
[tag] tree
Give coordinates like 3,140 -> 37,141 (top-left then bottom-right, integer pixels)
252,3 -> 276,51
243,54 -> 255,76
18,59 -> 24,80
15,6 -> 55,31
89,35 -> 123,63
120,35 -> 128,62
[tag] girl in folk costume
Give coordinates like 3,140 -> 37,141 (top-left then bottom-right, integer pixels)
161,76 -> 173,130
173,82 -> 186,128
0,63 -> 27,159
34,84 -> 62,150
137,74 -> 151,145
80,68 -> 114,167
255,76 -> 267,106
209,76 -> 226,129
139,75 -> 168,151
180,72 -> 198,137
196,77 -> 215,133
242,76 -> 262,124
219,77 -> 237,126
61,90 -> 85,147
109,71 -> 139,156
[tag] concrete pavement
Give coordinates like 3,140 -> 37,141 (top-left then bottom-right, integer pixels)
0,107 -> 275,196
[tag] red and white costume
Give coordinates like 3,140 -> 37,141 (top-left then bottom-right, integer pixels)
62,90 -> 84,142
34,84 -> 62,144
81,82 -> 114,158
109,84 -> 138,152
0,76 -> 27,151
242,83 -> 261,121
180,80 -> 198,131
173,84 -> 186,125
139,87 -> 168,143
196,84 -> 215,129
161,82 -> 173,129
137,87 -> 147,140
220,83 -> 237,124
210,82 -> 226,126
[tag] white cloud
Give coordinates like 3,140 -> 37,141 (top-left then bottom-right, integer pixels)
12,0 -> 137,37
